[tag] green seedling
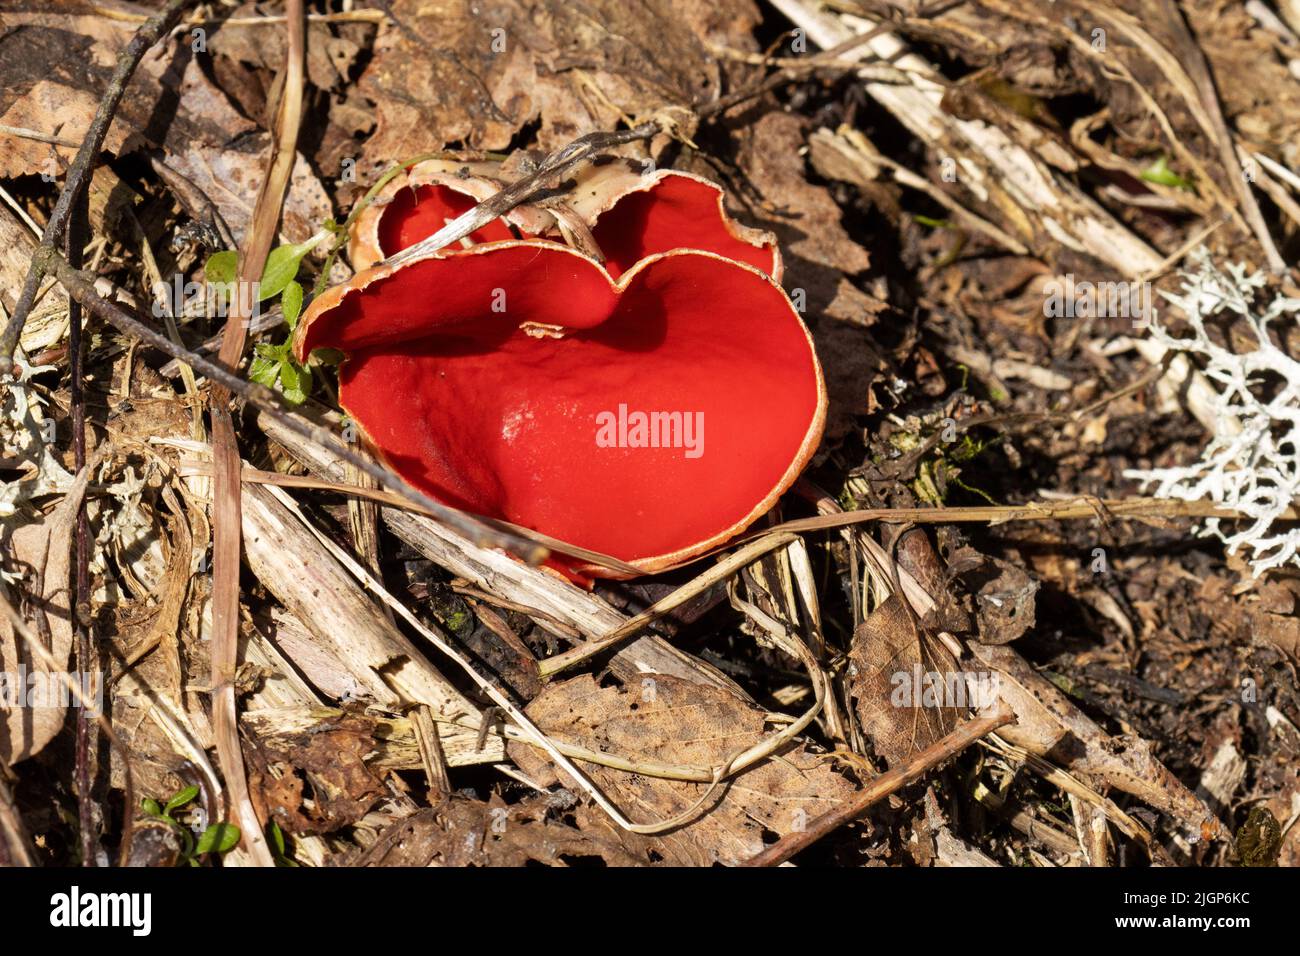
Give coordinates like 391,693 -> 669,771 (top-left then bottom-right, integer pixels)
1140,155 -> 1193,191
204,237 -> 319,405
140,784 -> 240,866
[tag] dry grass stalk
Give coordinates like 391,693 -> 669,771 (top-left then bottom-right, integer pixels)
203,0 -> 306,867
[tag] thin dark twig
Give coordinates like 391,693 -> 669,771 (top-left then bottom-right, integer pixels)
386,124 -> 662,266
740,709 -> 1015,866
34,247 -> 546,561
0,587 -> 134,867
65,187 -> 97,868
0,0 -> 194,369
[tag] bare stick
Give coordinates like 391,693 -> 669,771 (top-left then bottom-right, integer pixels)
539,532 -> 800,677
66,186 -> 97,867
740,709 -> 1015,866
0,0 -> 194,368
0,124 -> 81,148
750,495 -> 1293,538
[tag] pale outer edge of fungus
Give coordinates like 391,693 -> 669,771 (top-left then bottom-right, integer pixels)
294,241 -> 824,580
347,160 -> 783,284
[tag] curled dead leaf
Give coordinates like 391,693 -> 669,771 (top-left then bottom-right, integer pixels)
508,673 -> 853,865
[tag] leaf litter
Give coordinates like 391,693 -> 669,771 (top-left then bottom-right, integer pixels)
0,0 -> 1297,869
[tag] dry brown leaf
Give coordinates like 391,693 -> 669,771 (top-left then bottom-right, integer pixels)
205,3 -> 374,94
0,8 -> 328,244
730,111 -> 884,440
166,138 -> 331,246
971,642 -> 1222,838
355,0 -> 758,168
731,111 -> 877,321
811,320 -> 888,442
848,594 -> 968,767
1248,607 -> 1300,662
508,673 -> 853,865
247,713 -> 387,836
349,793 -> 647,867
965,557 -> 1038,644
0,9 -> 245,177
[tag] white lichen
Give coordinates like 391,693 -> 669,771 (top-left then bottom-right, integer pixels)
0,356 -> 75,520
1125,250 -> 1300,576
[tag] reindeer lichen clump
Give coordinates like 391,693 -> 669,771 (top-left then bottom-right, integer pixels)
1126,251 -> 1300,576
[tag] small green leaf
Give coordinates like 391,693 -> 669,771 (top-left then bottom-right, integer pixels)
1140,155 -> 1191,190
164,785 -> 200,816
249,356 -> 280,387
278,361 -> 310,404
196,822 -> 241,855
279,360 -> 308,391
141,798 -> 163,817
282,279 -> 304,329
258,235 -> 325,301
269,820 -> 286,856
204,250 -> 237,284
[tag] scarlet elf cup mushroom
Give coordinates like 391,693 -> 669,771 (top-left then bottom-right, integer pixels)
293,157 -> 827,580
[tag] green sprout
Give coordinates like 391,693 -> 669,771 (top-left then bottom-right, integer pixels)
140,785 -> 240,866
1140,155 -> 1193,191
205,236 -> 321,404
267,820 -> 299,867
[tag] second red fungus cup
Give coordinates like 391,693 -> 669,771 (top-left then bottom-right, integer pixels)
294,157 -> 827,580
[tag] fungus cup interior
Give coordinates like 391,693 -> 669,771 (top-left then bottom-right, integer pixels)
378,183 -> 517,253
299,174 -> 825,579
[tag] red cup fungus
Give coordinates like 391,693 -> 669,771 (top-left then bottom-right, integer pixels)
294,157 -> 827,579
